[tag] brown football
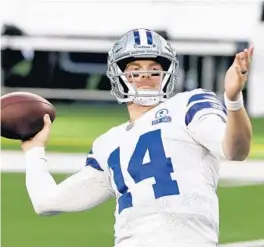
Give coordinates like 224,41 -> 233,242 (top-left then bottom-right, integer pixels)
1,92 -> 56,140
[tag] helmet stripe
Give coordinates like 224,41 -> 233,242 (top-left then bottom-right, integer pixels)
146,31 -> 153,45
133,30 -> 141,45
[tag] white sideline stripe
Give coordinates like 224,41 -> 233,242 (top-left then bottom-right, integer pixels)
219,239 -> 264,247
1,151 -> 264,186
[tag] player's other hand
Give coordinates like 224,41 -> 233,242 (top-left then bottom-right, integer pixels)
21,114 -> 51,152
224,45 -> 254,101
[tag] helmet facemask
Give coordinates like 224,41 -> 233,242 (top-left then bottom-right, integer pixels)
107,57 -> 179,106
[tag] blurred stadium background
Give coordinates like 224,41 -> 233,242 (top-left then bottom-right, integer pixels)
1,1 -> 264,247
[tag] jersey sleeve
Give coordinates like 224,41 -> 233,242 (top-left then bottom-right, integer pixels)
25,147 -> 115,216
185,89 -> 227,159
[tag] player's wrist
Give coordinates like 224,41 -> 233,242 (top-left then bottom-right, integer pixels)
224,91 -> 244,111
24,146 -> 46,159
22,142 -> 46,153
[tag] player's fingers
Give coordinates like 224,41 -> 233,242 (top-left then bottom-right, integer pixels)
232,53 -> 239,66
233,54 -> 242,71
248,45 -> 254,58
236,53 -> 247,74
243,49 -> 249,65
43,114 -> 51,127
241,50 -> 249,72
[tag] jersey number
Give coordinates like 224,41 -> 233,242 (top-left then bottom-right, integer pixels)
108,129 -> 180,213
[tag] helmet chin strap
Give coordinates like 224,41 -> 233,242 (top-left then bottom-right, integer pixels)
130,89 -> 164,106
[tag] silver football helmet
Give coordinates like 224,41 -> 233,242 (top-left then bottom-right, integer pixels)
106,28 -> 180,106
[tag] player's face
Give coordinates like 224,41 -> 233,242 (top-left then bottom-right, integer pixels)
124,60 -> 163,90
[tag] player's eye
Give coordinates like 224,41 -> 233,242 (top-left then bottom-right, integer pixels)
127,67 -> 138,78
132,73 -> 140,78
151,67 -> 161,76
131,68 -> 140,77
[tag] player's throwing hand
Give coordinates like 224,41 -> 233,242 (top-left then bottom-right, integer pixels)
21,114 -> 51,152
224,45 -> 254,101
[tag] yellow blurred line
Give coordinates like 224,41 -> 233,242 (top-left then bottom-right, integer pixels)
251,144 -> 264,152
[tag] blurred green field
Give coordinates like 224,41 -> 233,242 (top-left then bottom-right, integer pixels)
1,173 -> 264,247
1,103 -> 264,158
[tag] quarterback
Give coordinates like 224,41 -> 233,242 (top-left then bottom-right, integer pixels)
22,29 -> 253,247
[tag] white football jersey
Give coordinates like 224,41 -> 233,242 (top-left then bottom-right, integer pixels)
86,89 -> 227,247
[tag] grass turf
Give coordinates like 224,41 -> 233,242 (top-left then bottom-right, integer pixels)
1,103 -> 264,158
1,173 -> 264,247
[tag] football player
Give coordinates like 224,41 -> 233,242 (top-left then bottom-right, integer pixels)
22,29 -> 253,247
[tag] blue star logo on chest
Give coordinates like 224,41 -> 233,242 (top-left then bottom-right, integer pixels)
152,108 -> 172,126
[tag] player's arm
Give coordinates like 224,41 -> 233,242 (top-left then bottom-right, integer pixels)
221,47 -> 254,161
22,115 -> 114,216
186,47 -> 253,161
221,101 -> 252,161
186,96 -> 252,161
25,147 -> 114,216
